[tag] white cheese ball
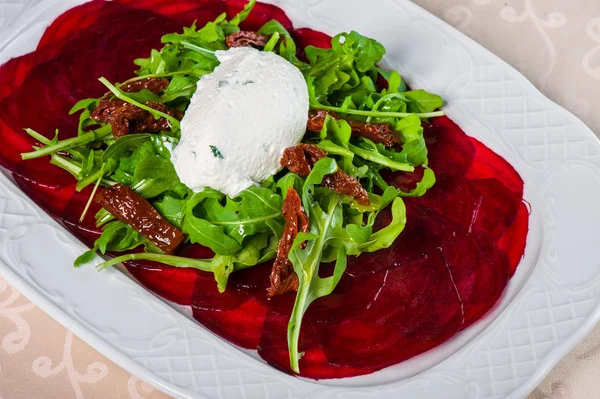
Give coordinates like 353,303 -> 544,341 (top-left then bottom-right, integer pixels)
171,47 -> 309,198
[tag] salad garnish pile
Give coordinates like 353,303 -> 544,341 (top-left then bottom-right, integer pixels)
20,0 -> 445,373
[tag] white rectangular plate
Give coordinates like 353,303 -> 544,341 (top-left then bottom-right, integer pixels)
1,1 -> 600,398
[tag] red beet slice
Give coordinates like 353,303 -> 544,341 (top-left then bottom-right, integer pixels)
126,260 -> 201,306
261,346 -> 368,380
0,0 -> 529,380
226,0 -> 293,31
498,201 -> 529,276
293,28 -> 333,50
293,28 -> 333,61
192,275 -> 268,348
284,250 -> 464,371
0,54 -> 37,102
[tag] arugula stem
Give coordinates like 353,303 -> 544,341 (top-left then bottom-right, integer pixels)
118,70 -> 202,86
181,41 -> 217,57
21,129 -> 112,160
288,281 -> 309,373
313,104 -> 444,119
131,179 -> 152,194
96,253 -> 214,272
348,143 -> 415,172
366,93 -> 409,122
24,128 -> 52,145
95,208 -> 115,227
77,167 -> 106,192
50,154 -> 82,176
99,77 -> 181,129
264,32 -> 280,52
210,213 -> 281,226
80,173 -> 103,222
50,154 -> 116,186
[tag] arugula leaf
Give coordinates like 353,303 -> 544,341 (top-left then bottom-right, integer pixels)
276,173 -> 304,198
342,31 -> 386,72
351,186 -> 400,213
348,138 -> 414,172
210,233 -> 278,292
394,114 -> 427,166
397,167 -> 436,198
304,31 -> 384,106
132,155 -> 180,198
135,49 -> 169,76
161,75 -> 199,103
288,244 -> 347,372
183,212 -> 242,255
301,157 -> 338,214
150,134 -> 179,158
134,155 -> 179,183
154,195 -> 186,228
229,0 -> 257,26
95,252 -> 213,272
387,70 -> 407,93
285,157 -> 408,372
315,116 -> 372,178
286,175 -> 346,372
105,137 -> 185,200
307,79 -> 444,120
182,186 -> 284,255
403,90 -> 444,113
102,134 -> 151,163
69,98 -> 97,115
263,32 -> 280,52
74,221 -> 159,266
110,141 -> 156,185
197,19 -> 226,43
355,197 -> 406,252
257,20 -> 306,68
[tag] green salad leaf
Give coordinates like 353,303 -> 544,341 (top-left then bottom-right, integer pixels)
74,221 -> 160,267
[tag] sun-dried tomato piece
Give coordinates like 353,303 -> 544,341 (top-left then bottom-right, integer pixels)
281,144 -> 370,205
267,187 -> 309,297
119,77 -> 170,94
226,31 -> 270,48
280,143 -> 325,176
307,109 -> 399,147
91,99 -> 183,138
323,173 -> 370,205
96,184 -> 184,254
141,101 -> 183,131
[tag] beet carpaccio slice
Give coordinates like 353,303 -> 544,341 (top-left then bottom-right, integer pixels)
0,0 -> 528,379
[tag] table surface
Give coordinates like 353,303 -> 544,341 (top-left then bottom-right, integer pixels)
1,0 -> 599,398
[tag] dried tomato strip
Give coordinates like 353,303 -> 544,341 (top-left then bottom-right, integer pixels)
307,109 -> 399,147
226,31 -> 270,48
281,144 -> 370,206
91,99 -> 183,138
96,184 -> 184,255
267,187 -> 309,297
119,77 -> 170,94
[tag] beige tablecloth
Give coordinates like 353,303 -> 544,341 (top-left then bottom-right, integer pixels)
1,0 -> 600,398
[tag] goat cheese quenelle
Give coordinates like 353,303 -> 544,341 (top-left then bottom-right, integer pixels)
171,47 -> 309,197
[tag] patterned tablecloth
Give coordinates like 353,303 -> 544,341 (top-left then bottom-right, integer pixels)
1,0 -> 599,398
